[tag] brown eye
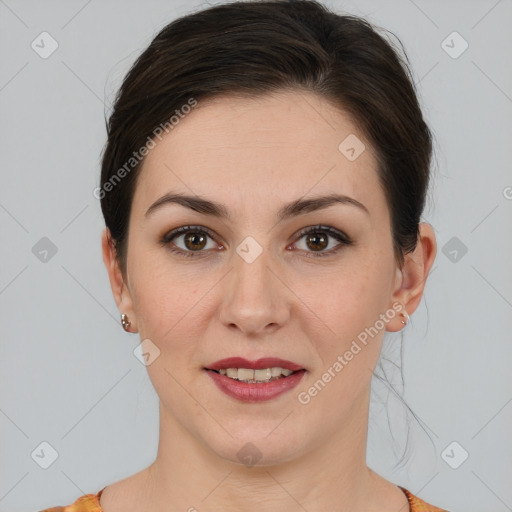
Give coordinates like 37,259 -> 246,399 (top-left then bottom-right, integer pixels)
183,232 -> 207,251
161,225 -> 219,257
293,225 -> 352,258
305,232 -> 328,252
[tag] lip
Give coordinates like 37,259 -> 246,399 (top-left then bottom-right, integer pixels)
205,368 -> 306,402
206,357 -> 305,372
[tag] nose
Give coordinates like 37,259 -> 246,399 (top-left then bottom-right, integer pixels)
218,245 -> 291,336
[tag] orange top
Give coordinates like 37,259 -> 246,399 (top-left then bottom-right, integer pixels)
39,485 -> 448,511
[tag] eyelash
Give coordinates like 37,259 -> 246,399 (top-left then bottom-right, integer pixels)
160,224 -> 352,259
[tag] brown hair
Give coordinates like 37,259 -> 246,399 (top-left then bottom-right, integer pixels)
100,0 -> 433,276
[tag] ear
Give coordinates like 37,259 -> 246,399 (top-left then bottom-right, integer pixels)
101,227 -> 138,333
386,222 -> 437,332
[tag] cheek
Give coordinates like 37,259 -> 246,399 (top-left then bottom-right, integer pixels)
300,250 -> 393,363
128,251 -> 214,365
297,265 -> 390,412
128,253 -> 186,335
134,285 -> 202,342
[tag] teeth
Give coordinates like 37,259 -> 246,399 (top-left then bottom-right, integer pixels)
237,368 -> 254,381
255,368 -> 271,380
226,368 -> 238,379
271,367 -> 282,377
217,367 -> 295,382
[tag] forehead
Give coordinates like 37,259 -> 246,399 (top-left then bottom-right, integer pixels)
134,90 -> 385,218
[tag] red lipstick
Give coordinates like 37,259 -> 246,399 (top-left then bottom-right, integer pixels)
204,357 -> 306,402
206,357 -> 304,372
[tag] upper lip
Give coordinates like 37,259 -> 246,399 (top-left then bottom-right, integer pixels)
206,357 -> 305,372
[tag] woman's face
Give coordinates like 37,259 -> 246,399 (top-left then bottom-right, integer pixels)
109,90 -> 414,465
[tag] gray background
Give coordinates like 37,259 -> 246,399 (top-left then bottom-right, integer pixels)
1,0 -> 511,511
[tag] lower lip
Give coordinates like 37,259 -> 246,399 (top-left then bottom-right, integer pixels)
205,369 -> 306,402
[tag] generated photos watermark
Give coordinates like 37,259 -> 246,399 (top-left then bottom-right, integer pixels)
297,301 -> 405,405
93,97 -> 198,200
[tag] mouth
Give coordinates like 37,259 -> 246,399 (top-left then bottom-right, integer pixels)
204,356 -> 306,383
206,367 -> 305,384
204,357 -> 306,401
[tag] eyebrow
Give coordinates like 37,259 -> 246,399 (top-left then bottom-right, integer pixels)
145,191 -> 369,221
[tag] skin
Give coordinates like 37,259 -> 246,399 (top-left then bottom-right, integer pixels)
101,90 -> 436,512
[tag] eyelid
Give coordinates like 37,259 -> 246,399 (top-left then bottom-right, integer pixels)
294,224 -> 351,244
160,225 -> 222,257
290,224 -> 352,258
160,224 -> 352,257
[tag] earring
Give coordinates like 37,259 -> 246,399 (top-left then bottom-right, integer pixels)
121,313 -> 131,331
399,310 -> 410,326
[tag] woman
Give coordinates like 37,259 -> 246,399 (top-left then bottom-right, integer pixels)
40,0 -> 446,510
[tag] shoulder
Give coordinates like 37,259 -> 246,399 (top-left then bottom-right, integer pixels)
38,489 -> 104,512
400,486 -> 450,512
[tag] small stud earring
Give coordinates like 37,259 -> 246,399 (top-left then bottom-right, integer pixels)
121,313 -> 131,331
399,310 -> 410,326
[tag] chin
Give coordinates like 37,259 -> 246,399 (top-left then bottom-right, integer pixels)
205,429 -> 304,469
